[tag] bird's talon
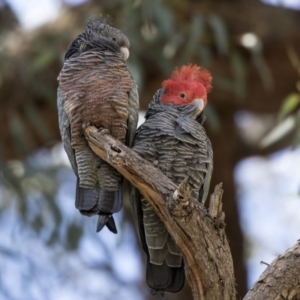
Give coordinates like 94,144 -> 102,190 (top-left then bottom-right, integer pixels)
82,121 -> 91,130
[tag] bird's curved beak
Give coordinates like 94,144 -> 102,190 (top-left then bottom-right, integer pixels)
192,98 -> 205,114
121,47 -> 130,60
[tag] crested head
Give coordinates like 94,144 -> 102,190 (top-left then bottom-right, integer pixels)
85,17 -> 130,49
64,17 -> 130,60
161,65 -> 212,111
170,65 -> 212,93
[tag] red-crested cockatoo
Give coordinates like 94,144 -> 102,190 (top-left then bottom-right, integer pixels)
131,65 -> 213,293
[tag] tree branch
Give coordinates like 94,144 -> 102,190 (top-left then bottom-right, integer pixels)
84,126 -> 300,299
84,126 -> 236,300
244,242 -> 300,300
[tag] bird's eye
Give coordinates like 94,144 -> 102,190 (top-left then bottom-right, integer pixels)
180,93 -> 186,98
112,37 -> 117,42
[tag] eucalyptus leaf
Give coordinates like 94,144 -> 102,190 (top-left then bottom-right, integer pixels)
31,215 -> 44,233
0,154 -> 26,202
292,110 -> 300,148
260,115 -> 296,148
204,104 -> 220,132
230,51 -> 247,99
178,14 -> 204,65
151,0 -> 174,37
46,229 -> 60,246
207,14 -> 228,56
8,112 -> 35,158
287,46 -> 300,71
198,46 -> 212,67
252,50 -> 274,91
213,75 -> 235,92
23,101 -> 53,142
33,80 -> 56,104
66,223 -> 83,250
279,93 -> 299,120
32,50 -> 56,73
292,126 -> 300,149
46,194 -> 62,226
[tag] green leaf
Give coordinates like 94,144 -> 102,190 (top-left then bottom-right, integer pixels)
292,110 -> 300,148
287,46 -> 300,71
230,51 -> 247,99
279,93 -> 299,120
204,104 -> 220,132
252,50 -> 274,91
292,127 -> 300,149
0,153 -> 26,203
213,75 -> 235,92
207,14 -> 228,56
31,215 -> 44,234
152,0 -> 174,37
23,101 -> 53,142
66,223 -> 83,250
198,46 -> 212,67
260,116 -> 296,148
178,14 -> 204,65
128,60 -> 143,90
32,80 -> 56,104
8,112 -> 35,158
32,50 -> 55,73
50,199 -> 62,225
47,229 -> 60,246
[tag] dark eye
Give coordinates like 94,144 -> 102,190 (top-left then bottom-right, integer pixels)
112,37 -> 117,42
180,93 -> 186,98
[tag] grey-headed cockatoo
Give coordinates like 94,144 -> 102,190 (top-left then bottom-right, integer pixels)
131,65 -> 213,293
57,18 -> 139,233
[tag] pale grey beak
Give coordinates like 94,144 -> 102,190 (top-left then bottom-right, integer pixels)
121,47 -> 129,60
192,98 -> 205,114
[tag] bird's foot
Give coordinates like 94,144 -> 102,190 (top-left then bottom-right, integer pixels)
82,121 -> 91,130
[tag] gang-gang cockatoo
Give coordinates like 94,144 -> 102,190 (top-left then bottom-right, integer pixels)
57,18 -> 139,233
131,65 -> 213,293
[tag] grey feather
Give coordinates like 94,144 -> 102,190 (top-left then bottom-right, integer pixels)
57,19 -> 139,233
131,88 -> 213,292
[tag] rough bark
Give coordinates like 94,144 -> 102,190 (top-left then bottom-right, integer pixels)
84,125 -> 300,300
0,2 -> 299,298
84,126 -> 236,300
209,108 -> 248,298
244,242 -> 300,300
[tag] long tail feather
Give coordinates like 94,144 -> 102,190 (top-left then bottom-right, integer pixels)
75,179 -> 122,232
146,260 -> 185,293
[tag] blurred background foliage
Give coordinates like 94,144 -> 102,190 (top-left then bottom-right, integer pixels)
0,0 -> 300,299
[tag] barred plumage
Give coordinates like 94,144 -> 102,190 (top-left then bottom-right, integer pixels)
57,19 -> 139,233
131,68 -> 213,293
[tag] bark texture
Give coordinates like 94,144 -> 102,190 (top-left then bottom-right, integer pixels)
244,242 -> 300,300
84,125 -> 236,300
84,125 -> 300,300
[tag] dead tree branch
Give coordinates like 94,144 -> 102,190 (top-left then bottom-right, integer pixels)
84,126 -> 300,299
84,126 -> 236,300
244,242 -> 300,300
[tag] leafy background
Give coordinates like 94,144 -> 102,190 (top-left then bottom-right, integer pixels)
0,0 -> 300,299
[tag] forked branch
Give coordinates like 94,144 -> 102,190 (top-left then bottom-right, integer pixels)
84,126 -> 300,300
84,125 -> 236,300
